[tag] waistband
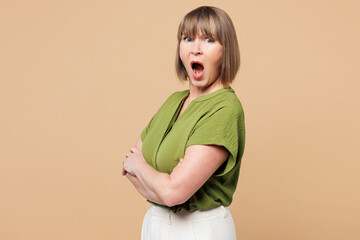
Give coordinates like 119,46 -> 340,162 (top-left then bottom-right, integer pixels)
148,204 -> 229,223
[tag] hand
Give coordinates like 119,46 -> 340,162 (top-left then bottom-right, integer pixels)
122,146 -> 147,176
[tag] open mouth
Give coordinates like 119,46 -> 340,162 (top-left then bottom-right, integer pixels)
191,61 -> 204,80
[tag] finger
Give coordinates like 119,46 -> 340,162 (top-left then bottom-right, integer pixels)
125,172 -> 131,180
122,158 -> 127,175
130,146 -> 138,153
126,172 -> 136,178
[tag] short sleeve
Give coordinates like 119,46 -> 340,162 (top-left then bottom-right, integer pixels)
185,106 -> 245,176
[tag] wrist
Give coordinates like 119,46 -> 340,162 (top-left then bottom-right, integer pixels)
133,157 -> 149,175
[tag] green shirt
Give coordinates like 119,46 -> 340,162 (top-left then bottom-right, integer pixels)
141,87 -> 245,213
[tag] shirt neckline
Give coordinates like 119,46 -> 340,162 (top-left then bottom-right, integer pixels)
182,87 -> 234,102
174,87 -> 234,123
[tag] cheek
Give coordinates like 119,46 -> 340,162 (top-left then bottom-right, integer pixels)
179,44 -> 187,63
215,46 -> 223,62
205,44 -> 222,66
213,48 -> 223,68
209,51 -> 222,70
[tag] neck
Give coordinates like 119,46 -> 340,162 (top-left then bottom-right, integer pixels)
186,80 -> 226,102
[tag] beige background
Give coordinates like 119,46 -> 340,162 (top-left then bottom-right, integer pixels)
1,0 -> 359,239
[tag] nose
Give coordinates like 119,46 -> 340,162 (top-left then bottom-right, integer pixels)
190,39 -> 202,55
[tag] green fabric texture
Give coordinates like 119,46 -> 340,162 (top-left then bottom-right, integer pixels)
141,87 -> 245,213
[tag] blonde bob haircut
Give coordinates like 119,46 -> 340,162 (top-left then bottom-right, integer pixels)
175,6 -> 240,87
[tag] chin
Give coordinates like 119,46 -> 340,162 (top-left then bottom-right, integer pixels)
189,77 -> 206,85
190,80 -> 207,88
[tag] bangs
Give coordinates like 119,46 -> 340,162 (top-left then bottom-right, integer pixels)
177,7 -> 223,43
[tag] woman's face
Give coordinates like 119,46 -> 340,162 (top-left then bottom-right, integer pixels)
179,32 -> 223,90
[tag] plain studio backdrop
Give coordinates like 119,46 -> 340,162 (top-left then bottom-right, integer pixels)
0,0 -> 359,239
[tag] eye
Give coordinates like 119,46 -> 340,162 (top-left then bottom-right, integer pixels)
183,37 -> 192,42
205,37 -> 214,43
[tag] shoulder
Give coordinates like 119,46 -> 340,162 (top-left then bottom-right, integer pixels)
204,90 -> 244,120
224,91 -> 245,119
151,89 -> 189,115
166,89 -> 189,102
158,89 -> 188,108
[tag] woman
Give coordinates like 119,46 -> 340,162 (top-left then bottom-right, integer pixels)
122,6 -> 245,240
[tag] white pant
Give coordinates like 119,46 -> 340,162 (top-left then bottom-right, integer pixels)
141,204 -> 236,240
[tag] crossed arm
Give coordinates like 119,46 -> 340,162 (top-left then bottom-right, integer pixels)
122,137 -> 229,207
